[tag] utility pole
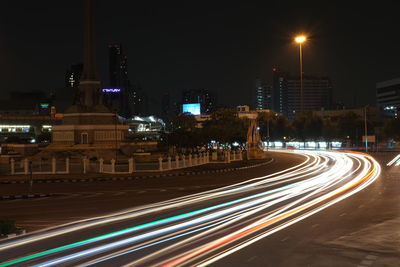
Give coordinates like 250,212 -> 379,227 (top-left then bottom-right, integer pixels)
364,106 -> 368,152
115,110 -> 118,163
267,114 -> 270,151
29,161 -> 33,193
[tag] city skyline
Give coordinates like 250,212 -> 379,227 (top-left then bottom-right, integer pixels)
1,1 -> 400,111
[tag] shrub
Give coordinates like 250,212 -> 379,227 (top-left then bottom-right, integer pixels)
0,219 -> 16,235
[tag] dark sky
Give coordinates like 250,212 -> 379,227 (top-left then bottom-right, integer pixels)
1,1 -> 400,113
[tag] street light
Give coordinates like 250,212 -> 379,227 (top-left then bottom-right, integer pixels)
295,35 -> 307,112
266,113 -> 270,151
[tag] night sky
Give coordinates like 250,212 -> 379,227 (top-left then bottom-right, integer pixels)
1,1 -> 400,113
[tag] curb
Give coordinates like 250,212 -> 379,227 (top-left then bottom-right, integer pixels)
0,229 -> 26,240
1,193 -> 53,201
0,159 -> 274,185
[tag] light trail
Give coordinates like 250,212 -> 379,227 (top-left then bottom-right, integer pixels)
386,153 -> 400,166
0,151 -> 381,267
160,152 -> 380,267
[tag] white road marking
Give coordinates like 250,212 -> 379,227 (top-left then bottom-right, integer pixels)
112,192 -> 126,196
365,255 -> 378,260
360,260 -> 373,265
246,256 -> 257,262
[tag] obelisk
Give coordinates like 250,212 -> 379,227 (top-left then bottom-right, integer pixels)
78,0 -> 102,108
51,0 -> 129,148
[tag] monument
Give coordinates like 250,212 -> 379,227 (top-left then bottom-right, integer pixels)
50,0 -> 129,149
246,119 -> 266,159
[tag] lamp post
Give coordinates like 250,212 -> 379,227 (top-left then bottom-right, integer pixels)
364,106 -> 368,152
266,113 -> 270,151
295,35 -> 307,113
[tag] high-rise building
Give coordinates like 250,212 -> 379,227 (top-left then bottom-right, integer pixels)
161,93 -> 171,121
109,44 -> 129,89
255,78 -> 272,110
104,44 -> 132,117
271,68 -> 332,119
286,75 -> 332,119
376,78 -> 400,119
128,83 -> 148,116
104,43 -> 149,118
65,63 -> 83,88
181,89 -> 216,115
272,68 -> 289,116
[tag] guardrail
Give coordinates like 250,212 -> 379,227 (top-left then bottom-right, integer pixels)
6,150 -> 245,175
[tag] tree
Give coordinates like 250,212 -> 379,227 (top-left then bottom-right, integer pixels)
335,111 -> 363,145
383,118 -> 400,140
169,113 -> 197,132
162,113 -> 205,152
203,108 -> 249,147
257,112 -> 292,140
322,118 -> 338,141
37,131 -> 51,143
292,111 -> 323,140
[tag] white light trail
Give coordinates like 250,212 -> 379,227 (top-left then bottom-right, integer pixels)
0,151 -> 381,267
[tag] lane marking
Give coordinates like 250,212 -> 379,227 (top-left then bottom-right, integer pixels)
365,255 -> 378,260
360,260 -> 373,265
246,256 -> 257,262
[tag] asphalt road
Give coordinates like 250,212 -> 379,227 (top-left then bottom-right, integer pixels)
0,150 -> 388,267
214,152 -> 400,267
0,152 -> 304,232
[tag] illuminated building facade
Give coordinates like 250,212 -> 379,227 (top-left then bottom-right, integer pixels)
255,78 -> 272,110
271,68 -> 289,116
271,68 -> 332,120
376,78 -> 400,119
65,63 -> 83,88
286,75 -> 332,119
105,44 -> 133,117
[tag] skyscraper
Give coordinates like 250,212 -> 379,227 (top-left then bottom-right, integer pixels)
376,78 -> 400,119
271,68 -> 332,119
161,92 -> 171,121
105,44 -> 132,117
272,68 -> 289,116
255,78 -> 272,110
286,75 -> 332,119
65,63 -> 83,88
109,44 -> 129,89
128,82 -> 147,116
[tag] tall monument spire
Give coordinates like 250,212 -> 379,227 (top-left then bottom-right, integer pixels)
78,0 -> 102,108
81,0 -> 98,81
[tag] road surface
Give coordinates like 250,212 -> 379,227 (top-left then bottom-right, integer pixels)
0,150 -> 382,266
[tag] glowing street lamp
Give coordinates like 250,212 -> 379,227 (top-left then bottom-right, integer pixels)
295,35 -> 307,112
295,35 -> 306,44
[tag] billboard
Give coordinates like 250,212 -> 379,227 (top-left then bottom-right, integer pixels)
102,88 -> 121,93
182,103 -> 201,115
40,103 -> 49,109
